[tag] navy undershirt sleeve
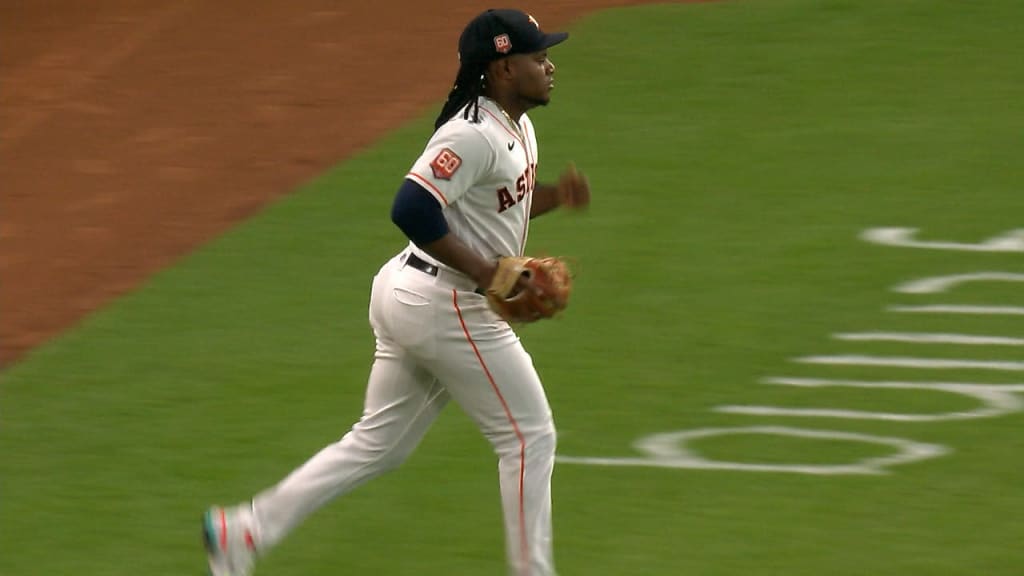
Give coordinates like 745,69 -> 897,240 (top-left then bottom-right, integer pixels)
390,179 -> 449,246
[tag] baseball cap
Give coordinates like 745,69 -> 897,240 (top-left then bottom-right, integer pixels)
459,9 -> 569,64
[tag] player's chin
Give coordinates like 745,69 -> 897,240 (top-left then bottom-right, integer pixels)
526,94 -> 551,108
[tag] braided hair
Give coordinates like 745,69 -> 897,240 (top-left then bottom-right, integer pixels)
433,61 -> 488,131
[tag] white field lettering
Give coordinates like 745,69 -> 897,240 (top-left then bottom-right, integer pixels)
718,378 -> 1024,422
889,305 -> 1024,316
557,228 -> 1024,476
861,228 -> 1024,253
556,426 -> 949,476
833,332 -> 1024,346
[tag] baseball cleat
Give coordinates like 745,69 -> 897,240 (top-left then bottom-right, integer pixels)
202,504 -> 257,576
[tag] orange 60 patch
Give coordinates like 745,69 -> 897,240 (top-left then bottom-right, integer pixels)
430,148 -> 462,180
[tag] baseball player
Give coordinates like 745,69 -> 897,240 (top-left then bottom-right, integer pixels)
203,9 -> 590,576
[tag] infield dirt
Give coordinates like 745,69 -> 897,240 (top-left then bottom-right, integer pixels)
1,1 -> 667,366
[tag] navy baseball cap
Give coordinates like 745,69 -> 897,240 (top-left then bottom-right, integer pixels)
459,9 -> 569,64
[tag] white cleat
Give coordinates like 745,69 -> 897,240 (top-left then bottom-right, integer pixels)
202,504 -> 258,576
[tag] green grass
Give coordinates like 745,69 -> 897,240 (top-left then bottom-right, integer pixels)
3,0 -> 1024,574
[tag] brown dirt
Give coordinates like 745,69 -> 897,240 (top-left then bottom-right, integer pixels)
1,0 -> 662,367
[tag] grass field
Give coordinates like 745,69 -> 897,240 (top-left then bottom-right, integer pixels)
3,0 -> 1023,574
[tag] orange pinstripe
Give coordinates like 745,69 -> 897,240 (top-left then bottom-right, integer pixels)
452,289 -> 529,571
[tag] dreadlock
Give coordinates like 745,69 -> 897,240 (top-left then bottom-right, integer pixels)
433,61 -> 488,131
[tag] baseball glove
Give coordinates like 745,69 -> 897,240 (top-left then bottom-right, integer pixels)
485,256 -> 573,323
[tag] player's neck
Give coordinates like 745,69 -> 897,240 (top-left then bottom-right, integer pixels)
484,91 -> 527,123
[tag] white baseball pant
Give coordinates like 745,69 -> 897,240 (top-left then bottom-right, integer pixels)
250,250 -> 557,576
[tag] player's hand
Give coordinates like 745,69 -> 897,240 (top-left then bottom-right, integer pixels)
557,163 -> 590,210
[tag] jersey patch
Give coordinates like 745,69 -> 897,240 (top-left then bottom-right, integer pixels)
430,148 -> 462,180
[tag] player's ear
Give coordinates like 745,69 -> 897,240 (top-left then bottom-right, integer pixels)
504,55 -> 526,77
488,57 -> 514,81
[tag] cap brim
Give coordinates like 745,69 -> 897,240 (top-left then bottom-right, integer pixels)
541,32 -> 569,49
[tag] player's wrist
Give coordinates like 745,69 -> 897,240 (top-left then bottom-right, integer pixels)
471,261 -> 499,290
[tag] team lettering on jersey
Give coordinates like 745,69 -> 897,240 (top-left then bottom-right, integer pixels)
497,163 -> 537,213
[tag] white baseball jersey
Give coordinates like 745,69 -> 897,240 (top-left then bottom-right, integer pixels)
242,98 -> 558,576
405,96 -> 539,264
214,8 -> 570,575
